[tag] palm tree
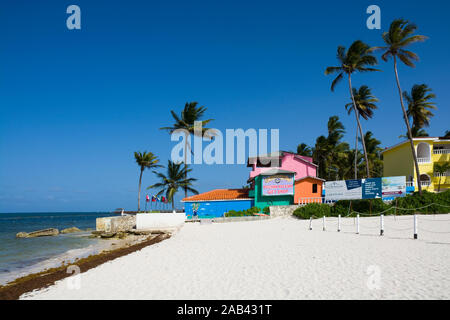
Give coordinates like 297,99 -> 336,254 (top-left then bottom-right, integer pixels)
134,151 -> 162,212
434,162 -> 450,192
160,102 -> 214,198
399,126 -> 429,138
325,40 -> 380,178
312,135 -> 330,179
360,131 -> 383,177
404,84 -> 436,129
297,143 -> 312,157
345,85 -> 379,179
147,161 -> 199,210
445,130 -> 450,138
312,116 -> 349,180
371,19 -> 428,194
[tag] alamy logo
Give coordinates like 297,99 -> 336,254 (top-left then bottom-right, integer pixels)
366,265 -> 381,290
366,5 -> 381,30
66,5 -> 81,30
170,121 -> 280,165
66,265 -> 81,290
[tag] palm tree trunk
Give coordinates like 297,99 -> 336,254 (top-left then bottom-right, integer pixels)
348,74 -> 370,178
354,118 -> 359,179
138,168 -> 143,212
393,56 -> 422,195
184,132 -> 188,199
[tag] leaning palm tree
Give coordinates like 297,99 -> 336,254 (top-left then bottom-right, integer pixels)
345,85 -> 379,179
147,160 -> 199,210
434,162 -> 450,192
160,102 -> 214,198
404,84 -> 436,129
134,151 -> 162,212
371,19 -> 428,194
325,40 -> 380,178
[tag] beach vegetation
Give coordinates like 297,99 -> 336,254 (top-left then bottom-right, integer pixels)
345,85 -> 379,178
225,206 -> 260,217
296,143 -> 312,157
293,203 -> 332,219
434,163 -> 450,192
371,19 -> 428,195
298,117 -> 383,180
134,151 -> 162,212
147,160 -> 198,210
160,102 -> 214,198
325,40 -> 380,178
403,84 -> 437,134
293,190 -> 450,219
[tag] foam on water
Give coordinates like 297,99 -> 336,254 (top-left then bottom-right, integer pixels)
0,212 -> 116,285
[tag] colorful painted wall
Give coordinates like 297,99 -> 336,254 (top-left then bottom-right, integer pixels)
294,178 -> 323,203
184,200 -> 254,219
383,138 -> 450,192
252,175 -> 294,209
249,153 -> 317,180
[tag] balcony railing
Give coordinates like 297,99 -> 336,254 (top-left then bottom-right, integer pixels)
297,197 -> 334,205
406,180 -> 432,187
433,149 -> 450,154
417,157 -> 431,163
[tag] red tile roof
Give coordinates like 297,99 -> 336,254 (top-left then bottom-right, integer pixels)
182,189 -> 251,202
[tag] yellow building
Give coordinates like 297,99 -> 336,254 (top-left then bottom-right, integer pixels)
382,137 -> 450,192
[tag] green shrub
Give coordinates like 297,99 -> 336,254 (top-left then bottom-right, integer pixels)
395,190 -> 450,214
293,203 -> 331,219
262,206 -> 270,214
330,190 -> 450,216
225,206 -> 261,217
333,199 -> 390,217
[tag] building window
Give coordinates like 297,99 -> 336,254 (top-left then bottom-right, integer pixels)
416,142 -> 431,163
312,184 -> 318,193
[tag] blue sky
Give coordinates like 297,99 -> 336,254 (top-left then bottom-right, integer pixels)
0,0 -> 449,212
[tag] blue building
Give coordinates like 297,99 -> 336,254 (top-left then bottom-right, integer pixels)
182,189 -> 254,219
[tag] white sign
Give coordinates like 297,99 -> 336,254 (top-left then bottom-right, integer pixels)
324,179 -> 362,201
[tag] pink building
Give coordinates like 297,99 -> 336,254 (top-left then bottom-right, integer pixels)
247,151 -> 318,181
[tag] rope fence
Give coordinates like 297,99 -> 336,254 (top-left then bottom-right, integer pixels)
307,202 -> 450,239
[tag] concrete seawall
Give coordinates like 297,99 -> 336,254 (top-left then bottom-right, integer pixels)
96,215 -> 136,232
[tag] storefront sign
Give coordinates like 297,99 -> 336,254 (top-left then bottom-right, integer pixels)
262,174 -> 294,196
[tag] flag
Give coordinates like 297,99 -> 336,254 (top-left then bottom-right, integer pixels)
152,195 -> 156,202
146,194 -> 150,202
161,196 -> 165,203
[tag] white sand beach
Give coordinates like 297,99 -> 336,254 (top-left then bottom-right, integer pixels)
21,215 -> 450,300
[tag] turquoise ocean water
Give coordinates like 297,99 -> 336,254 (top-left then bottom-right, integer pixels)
0,212 -> 116,285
